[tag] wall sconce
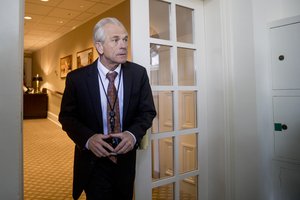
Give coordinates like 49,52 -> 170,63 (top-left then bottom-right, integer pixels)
32,74 -> 43,93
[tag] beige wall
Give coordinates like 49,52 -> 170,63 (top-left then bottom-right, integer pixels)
32,0 -> 130,118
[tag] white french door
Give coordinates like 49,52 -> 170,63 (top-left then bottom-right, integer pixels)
130,0 -> 206,199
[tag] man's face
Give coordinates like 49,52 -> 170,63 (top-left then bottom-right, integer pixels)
96,23 -> 128,69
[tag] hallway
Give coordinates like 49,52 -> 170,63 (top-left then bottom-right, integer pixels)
23,119 -> 195,200
23,119 -> 85,200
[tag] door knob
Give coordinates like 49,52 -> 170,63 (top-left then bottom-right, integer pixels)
278,55 -> 284,61
281,124 -> 288,130
274,123 -> 288,131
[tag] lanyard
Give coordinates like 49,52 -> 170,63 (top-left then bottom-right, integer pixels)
97,68 -> 122,115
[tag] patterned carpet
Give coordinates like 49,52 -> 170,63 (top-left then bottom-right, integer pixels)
152,184 -> 196,200
23,119 -> 195,200
23,119 -> 85,200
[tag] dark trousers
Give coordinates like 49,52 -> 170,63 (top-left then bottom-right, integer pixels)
84,157 -> 135,200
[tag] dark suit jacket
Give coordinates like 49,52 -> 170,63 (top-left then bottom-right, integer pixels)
59,60 -> 156,199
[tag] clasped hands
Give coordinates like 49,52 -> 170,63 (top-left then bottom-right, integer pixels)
88,131 -> 135,158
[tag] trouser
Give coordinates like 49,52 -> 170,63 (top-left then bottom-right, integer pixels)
84,157 -> 135,200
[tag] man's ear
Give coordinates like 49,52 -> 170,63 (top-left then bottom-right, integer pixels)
95,42 -> 104,54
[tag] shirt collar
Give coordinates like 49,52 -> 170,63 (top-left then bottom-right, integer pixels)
97,59 -> 121,79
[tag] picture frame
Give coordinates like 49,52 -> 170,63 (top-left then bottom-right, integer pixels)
60,54 -> 72,78
76,47 -> 93,68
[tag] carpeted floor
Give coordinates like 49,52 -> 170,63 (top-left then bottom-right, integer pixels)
23,119 -> 85,200
23,119 -> 194,200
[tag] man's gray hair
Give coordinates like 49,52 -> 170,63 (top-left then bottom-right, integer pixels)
93,17 -> 127,44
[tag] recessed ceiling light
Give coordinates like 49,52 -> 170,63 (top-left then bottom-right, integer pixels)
24,16 -> 32,20
41,0 -> 49,2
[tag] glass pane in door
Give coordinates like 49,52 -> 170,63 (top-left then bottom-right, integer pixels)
150,44 -> 172,85
149,0 -> 170,40
179,133 -> 198,173
151,91 -> 174,133
178,91 -> 197,130
133,0 -> 203,199
178,48 -> 195,86
152,183 -> 174,200
180,176 -> 198,200
152,137 -> 174,180
176,5 -> 194,43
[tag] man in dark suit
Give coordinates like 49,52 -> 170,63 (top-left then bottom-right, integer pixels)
59,17 -> 156,200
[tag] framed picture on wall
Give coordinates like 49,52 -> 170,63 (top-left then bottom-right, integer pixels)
60,54 -> 72,78
76,47 -> 93,68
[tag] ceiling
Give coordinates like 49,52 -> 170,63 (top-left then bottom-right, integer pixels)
24,0 -> 125,53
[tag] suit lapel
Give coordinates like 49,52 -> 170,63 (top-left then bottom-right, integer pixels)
86,60 -> 103,126
122,62 -> 132,120
85,61 -> 132,128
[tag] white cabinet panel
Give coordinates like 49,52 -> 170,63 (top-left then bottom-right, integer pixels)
270,15 -> 300,200
270,22 -> 300,89
273,96 -> 300,161
279,167 -> 300,200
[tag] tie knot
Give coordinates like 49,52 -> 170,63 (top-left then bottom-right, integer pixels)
106,71 -> 118,82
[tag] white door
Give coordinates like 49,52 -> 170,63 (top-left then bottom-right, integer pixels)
273,96 -> 300,161
270,15 -> 300,200
131,0 -> 205,199
270,20 -> 300,90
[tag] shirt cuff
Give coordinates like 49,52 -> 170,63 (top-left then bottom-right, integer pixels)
85,138 -> 91,149
125,131 -> 136,144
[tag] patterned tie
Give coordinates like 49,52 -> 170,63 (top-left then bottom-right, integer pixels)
106,71 -> 121,133
106,71 -> 120,163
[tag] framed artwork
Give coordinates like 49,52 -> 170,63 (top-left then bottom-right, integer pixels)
76,47 -> 93,68
60,55 -> 72,78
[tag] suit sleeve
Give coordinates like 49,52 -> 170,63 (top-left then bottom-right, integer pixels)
125,68 -> 156,146
58,73 -> 95,149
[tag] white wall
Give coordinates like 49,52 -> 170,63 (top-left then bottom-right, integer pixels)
203,0 -> 226,199
224,0 -> 300,200
0,0 -> 23,199
252,1 -> 300,200
204,0 -> 300,200
229,0 -> 262,199
204,0 -> 261,199
204,0 -> 262,199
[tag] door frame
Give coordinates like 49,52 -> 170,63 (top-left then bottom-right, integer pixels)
130,0 -> 207,199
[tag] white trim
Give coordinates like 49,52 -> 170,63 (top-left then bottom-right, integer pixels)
219,0 -> 234,199
0,0 -> 24,198
268,14 -> 300,29
149,38 -> 196,49
195,1 -> 208,199
130,1 -> 152,200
